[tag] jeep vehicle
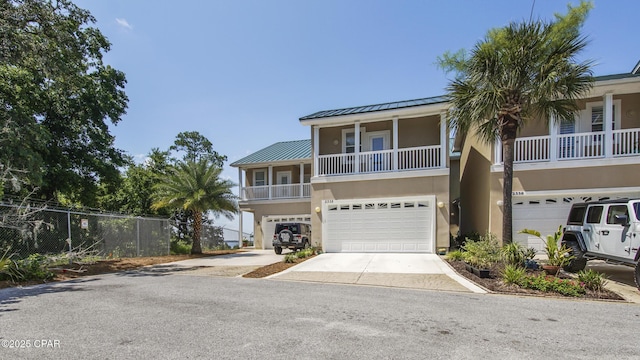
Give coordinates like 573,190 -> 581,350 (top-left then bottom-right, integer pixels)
272,222 -> 311,255
561,198 -> 640,288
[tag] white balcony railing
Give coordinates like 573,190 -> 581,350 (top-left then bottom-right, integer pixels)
317,145 -> 442,176
496,128 -> 640,164
242,183 -> 311,201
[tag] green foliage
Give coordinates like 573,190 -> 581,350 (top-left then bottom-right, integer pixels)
461,233 -> 501,269
169,131 -> 227,167
502,264 -> 527,285
519,274 -> 585,297
520,226 -> 573,267
578,269 -> 607,291
152,159 -> 238,254
1,253 -> 54,282
296,248 -> 316,259
501,242 -> 526,267
446,249 -> 465,261
283,253 -> 297,263
1,0 -> 129,205
170,240 -> 191,255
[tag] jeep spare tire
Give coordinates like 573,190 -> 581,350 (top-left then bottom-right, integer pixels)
278,229 -> 294,243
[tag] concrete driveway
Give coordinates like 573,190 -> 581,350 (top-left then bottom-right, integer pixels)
269,253 -> 486,293
153,249 -> 284,277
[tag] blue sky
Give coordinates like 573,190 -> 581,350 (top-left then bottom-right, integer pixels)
73,0 -> 640,232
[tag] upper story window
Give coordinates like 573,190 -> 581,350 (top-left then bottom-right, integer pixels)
342,129 -> 362,153
253,170 -> 266,186
585,100 -> 621,132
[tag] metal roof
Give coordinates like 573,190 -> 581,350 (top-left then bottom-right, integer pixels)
230,139 -> 311,167
593,72 -> 640,82
299,95 -> 448,121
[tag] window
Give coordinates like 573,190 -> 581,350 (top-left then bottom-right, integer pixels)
586,100 -> 621,133
567,205 -> 586,225
634,202 -> 640,221
606,205 -> 628,224
254,170 -> 266,186
342,128 -> 363,153
586,206 -> 603,224
591,106 -> 616,132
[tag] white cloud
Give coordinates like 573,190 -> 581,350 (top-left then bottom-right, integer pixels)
115,18 -> 133,30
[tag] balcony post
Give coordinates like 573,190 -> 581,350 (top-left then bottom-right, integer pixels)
299,163 -> 304,198
238,167 -> 244,200
549,114 -> 558,162
354,121 -> 360,174
494,138 -> 502,165
440,112 -> 447,168
392,116 -> 398,171
268,165 -> 273,199
604,92 -> 614,158
313,126 -> 319,176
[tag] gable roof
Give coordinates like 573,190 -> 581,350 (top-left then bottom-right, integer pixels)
230,139 -> 311,167
299,95 -> 448,121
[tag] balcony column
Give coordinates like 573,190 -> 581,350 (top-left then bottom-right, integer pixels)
549,113 -> 558,162
440,112 -> 447,168
392,116 -> 398,171
268,165 -> 273,199
494,138 -> 502,165
313,126 -> 319,176
299,163 -> 304,198
604,92 -> 614,158
354,121 -> 360,174
238,167 -> 244,200
238,211 -> 243,249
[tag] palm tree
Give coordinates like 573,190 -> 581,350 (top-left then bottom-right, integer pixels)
442,4 -> 593,243
152,159 -> 237,254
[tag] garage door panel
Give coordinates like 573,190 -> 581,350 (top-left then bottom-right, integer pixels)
324,196 -> 435,253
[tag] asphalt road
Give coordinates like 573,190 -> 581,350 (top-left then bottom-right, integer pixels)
1,269 -> 639,359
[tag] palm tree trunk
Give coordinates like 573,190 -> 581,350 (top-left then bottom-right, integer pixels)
191,211 -> 203,254
502,137 -> 515,244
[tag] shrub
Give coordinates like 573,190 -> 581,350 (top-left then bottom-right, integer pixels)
296,248 -> 315,259
502,264 -> 526,285
16,254 -> 54,281
578,269 -> 607,291
283,253 -> 297,263
501,242 -> 526,267
462,233 -> 501,268
520,274 -> 585,297
170,240 -> 191,255
446,249 -> 465,261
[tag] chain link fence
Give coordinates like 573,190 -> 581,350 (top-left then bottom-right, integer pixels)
0,204 -> 171,258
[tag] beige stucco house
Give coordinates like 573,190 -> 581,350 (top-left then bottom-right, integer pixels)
232,97 -> 453,253
457,68 -> 640,250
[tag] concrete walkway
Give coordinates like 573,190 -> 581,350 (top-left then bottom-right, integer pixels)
269,253 -> 486,293
158,250 -> 284,277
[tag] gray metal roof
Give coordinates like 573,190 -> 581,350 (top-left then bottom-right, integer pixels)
299,95 -> 448,121
594,72 -> 640,82
230,139 -> 311,167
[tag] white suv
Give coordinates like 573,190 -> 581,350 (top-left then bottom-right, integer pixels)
561,199 -> 640,288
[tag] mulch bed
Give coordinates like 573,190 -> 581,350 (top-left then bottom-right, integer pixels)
243,255 -> 316,278
447,260 -> 624,301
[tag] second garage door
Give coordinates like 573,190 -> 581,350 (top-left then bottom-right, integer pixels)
513,192 -> 640,251
323,196 -> 436,253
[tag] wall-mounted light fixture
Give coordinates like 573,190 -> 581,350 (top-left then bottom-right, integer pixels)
315,206 -> 321,213
437,201 -> 445,208
496,200 -> 504,206
332,139 -> 339,146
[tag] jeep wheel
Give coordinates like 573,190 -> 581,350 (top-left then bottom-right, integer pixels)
274,246 -> 282,255
562,241 -> 587,273
634,263 -> 640,290
303,241 -> 311,249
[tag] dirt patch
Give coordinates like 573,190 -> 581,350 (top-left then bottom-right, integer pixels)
243,255 -> 315,278
0,250 -> 242,290
447,260 -> 624,301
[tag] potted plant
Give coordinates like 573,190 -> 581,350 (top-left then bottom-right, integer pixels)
519,226 -> 573,276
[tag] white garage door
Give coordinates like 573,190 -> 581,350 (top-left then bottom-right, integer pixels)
261,214 -> 311,249
513,192 -> 640,252
323,196 -> 436,253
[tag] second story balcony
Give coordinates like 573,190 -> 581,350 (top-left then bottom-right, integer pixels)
241,183 -> 311,200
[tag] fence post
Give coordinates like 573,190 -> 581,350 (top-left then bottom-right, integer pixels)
136,218 -> 140,257
67,210 -> 72,265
